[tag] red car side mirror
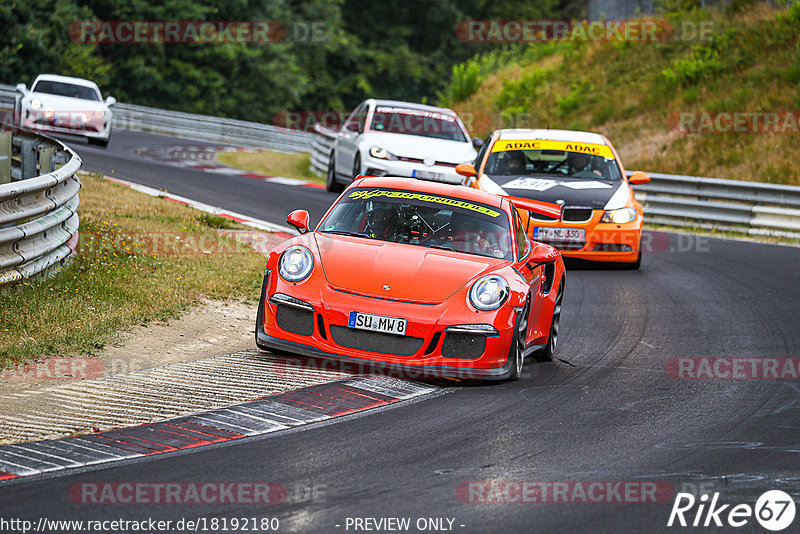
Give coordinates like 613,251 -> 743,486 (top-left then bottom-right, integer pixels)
286,210 -> 310,234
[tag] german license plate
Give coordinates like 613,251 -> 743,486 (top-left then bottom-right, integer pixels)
534,227 -> 586,242
412,169 -> 444,181
348,311 -> 407,336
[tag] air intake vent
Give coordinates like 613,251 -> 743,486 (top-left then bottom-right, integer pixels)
276,306 -> 314,336
330,326 -> 424,356
441,333 -> 486,359
593,243 -> 633,252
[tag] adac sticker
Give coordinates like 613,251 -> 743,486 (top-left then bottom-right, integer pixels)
348,189 -> 501,218
491,140 -> 615,160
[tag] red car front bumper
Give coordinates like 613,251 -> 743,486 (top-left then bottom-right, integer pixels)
255,271 -> 526,381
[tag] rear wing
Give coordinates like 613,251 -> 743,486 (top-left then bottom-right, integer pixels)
506,196 -> 562,232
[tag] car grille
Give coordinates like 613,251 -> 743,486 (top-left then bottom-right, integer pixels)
562,208 -> 594,223
547,242 -> 586,251
593,243 -> 633,252
330,326 -> 424,356
276,305 -> 314,336
441,332 -> 486,359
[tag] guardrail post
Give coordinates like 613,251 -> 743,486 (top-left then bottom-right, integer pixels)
0,131 -> 10,184
20,138 -> 38,180
38,145 -> 55,175
53,152 -> 69,170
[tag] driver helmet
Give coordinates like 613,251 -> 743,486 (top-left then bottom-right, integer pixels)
500,150 -> 526,174
567,151 -> 592,172
366,203 -> 398,238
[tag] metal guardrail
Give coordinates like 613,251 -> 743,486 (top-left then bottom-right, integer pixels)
0,129 -> 82,285
310,124 -> 800,238
631,172 -> 800,237
0,83 -> 313,153
310,123 -> 337,177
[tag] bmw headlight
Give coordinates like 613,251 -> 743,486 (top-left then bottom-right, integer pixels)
369,146 -> 398,160
279,245 -> 314,282
469,275 -> 509,311
601,207 -> 637,224
30,99 -> 42,110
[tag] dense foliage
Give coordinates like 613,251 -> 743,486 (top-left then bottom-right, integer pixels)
0,0 -> 566,122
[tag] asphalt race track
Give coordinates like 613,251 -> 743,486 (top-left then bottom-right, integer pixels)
72,130 -> 340,228
1,130 -> 799,533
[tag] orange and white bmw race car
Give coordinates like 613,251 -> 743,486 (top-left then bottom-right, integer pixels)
456,129 -> 650,268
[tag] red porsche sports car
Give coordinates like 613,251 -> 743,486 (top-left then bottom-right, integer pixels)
255,177 -> 566,381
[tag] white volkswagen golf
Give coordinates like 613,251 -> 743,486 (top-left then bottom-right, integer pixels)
326,99 -> 481,191
15,74 -> 116,147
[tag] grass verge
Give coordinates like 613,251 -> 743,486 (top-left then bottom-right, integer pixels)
443,3 -> 800,184
0,173 -> 267,369
216,150 -> 322,185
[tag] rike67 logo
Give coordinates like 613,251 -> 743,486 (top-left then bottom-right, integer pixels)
668,490 -> 796,531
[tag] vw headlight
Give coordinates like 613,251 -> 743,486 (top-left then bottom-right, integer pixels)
369,146 -> 397,160
30,99 -> 42,110
601,207 -> 637,224
469,275 -> 509,311
279,245 -> 314,282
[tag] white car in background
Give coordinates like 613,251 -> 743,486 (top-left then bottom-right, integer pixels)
15,74 -> 116,147
325,99 -> 482,191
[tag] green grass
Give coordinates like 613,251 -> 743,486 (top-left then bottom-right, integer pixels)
443,3 -> 800,184
216,150 -> 323,185
0,174 -> 267,369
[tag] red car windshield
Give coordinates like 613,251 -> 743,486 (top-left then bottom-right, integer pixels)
319,188 -> 512,260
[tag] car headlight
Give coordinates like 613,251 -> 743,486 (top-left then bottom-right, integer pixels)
369,146 -> 398,160
30,99 -> 42,110
469,275 -> 509,311
279,245 -> 314,282
80,113 -> 90,123
94,108 -> 105,119
601,207 -> 637,224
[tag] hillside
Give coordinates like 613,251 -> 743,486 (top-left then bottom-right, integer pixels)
442,3 -> 800,184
